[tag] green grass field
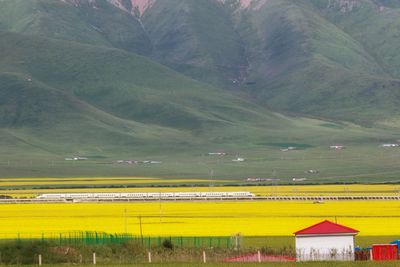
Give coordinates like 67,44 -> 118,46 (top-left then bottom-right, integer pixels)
1,142 -> 400,183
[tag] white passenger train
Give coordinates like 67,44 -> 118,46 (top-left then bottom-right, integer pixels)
36,191 -> 255,200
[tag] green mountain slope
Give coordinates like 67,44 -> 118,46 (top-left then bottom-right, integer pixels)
1,31 -> 388,161
0,31 -> 270,130
136,0 -> 400,125
309,0 -> 400,78
0,31 -> 327,156
235,0 -> 400,125
0,71 -> 197,156
142,0 -> 248,87
1,1 -> 400,180
0,0 -> 151,55
2,0 -> 400,125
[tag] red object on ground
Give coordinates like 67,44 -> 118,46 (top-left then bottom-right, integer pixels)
372,244 -> 398,261
224,254 -> 295,262
294,220 -> 359,235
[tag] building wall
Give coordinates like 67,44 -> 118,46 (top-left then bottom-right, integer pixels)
296,235 -> 355,261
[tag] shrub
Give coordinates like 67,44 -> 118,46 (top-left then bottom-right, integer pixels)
162,239 -> 174,250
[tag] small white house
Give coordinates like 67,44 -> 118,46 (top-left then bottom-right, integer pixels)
330,145 -> 345,150
381,143 -> 399,147
294,220 -> 359,261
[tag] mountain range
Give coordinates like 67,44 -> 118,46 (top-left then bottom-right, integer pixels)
1,0 -> 400,159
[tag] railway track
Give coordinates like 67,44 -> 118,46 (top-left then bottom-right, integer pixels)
0,195 -> 400,203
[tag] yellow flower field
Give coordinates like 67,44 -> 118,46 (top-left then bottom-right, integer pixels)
0,201 -> 399,238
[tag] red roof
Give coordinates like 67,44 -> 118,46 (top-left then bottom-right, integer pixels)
294,220 -> 359,235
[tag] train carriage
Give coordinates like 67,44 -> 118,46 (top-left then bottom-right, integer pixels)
36,192 -> 255,200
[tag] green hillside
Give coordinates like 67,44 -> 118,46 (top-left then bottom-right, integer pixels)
0,0 -> 151,55
0,32 -> 206,156
1,31 -> 395,163
142,0 -> 247,87
1,0 -> 400,180
0,70 -> 199,157
310,0 -> 400,78
0,31 -> 272,131
139,0 -> 400,125
235,0 -> 400,125
0,31 -> 353,156
2,0 -> 400,125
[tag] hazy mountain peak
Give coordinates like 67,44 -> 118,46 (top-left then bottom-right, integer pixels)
60,0 -> 269,17
108,0 -> 156,16
217,0 -> 268,10
217,0 -> 251,9
60,0 -> 156,16
327,0 -> 362,12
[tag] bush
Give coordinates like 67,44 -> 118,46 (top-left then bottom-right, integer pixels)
162,239 -> 174,250
0,241 -> 48,264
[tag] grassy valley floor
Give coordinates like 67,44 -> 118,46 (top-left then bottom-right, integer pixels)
2,141 -> 400,183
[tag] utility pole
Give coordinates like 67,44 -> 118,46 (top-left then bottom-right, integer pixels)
209,169 -> 214,188
159,192 -> 162,223
139,215 -> 143,244
124,208 -> 127,233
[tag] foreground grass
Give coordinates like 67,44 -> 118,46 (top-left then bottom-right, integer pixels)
0,240 -> 395,266
40,262 -> 400,266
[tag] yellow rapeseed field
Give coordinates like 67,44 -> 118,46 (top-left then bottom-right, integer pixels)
0,201 -> 399,238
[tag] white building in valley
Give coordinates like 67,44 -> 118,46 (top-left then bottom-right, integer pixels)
294,220 -> 359,261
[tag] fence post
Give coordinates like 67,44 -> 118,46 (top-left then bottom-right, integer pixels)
203,251 -> 206,263
93,252 -> 96,265
148,251 -> 152,263
257,250 -> 261,263
38,254 -> 42,266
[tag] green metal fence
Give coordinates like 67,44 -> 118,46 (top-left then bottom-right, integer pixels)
142,235 -> 232,249
5,232 -> 232,249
